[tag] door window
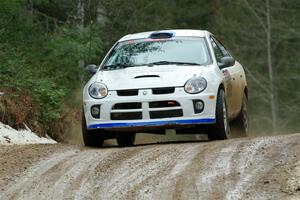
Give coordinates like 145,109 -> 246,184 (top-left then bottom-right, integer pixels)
213,37 -> 231,56
210,37 -> 223,62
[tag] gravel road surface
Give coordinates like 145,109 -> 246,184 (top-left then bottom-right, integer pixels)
0,134 -> 300,200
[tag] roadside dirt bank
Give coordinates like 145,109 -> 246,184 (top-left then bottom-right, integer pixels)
0,133 -> 300,200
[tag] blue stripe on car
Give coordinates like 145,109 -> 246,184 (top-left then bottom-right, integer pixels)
88,118 -> 215,129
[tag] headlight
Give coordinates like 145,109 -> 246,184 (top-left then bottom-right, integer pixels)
88,83 -> 108,99
184,77 -> 207,94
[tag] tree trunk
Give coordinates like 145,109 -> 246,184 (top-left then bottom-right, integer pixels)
77,0 -> 85,88
266,0 -> 277,134
76,0 -> 84,25
26,0 -> 33,14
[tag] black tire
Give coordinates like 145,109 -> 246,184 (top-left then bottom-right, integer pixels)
231,93 -> 249,137
207,89 -> 231,140
116,133 -> 136,147
82,111 -> 104,147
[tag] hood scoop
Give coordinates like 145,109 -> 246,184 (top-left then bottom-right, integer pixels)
134,75 -> 160,79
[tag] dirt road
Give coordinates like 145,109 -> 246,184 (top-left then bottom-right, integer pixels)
0,134 -> 300,200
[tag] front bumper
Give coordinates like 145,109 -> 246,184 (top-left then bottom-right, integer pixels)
88,118 -> 215,129
83,87 -> 217,130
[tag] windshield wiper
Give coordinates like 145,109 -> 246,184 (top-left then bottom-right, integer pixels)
148,61 -> 201,67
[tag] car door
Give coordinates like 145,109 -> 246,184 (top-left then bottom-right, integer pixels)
210,36 -> 241,118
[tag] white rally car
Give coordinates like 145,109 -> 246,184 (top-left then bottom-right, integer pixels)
82,29 -> 248,147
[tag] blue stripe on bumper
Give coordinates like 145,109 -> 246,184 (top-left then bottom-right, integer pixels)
88,118 -> 215,129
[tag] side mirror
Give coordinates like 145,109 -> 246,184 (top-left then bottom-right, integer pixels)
86,64 -> 98,74
219,57 -> 235,69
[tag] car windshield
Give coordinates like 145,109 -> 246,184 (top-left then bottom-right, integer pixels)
102,37 -> 210,70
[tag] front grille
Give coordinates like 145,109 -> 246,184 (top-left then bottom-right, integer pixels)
150,109 -> 183,119
112,103 -> 141,110
149,101 -> 180,108
111,112 -> 142,120
117,89 -> 138,96
110,100 -> 182,121
152,87 -> 175,94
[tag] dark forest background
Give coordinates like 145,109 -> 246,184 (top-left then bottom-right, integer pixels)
0,0 -> 299,141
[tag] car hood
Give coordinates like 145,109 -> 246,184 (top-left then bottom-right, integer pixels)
95,65 -> 208,90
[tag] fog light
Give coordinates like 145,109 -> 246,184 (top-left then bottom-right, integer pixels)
91,105 -> 101,118
193,100 -> 204,114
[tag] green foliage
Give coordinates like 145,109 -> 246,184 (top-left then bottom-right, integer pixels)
0,0 -> 103,135
33,80 -> 65,122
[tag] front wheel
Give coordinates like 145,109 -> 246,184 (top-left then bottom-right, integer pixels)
116,133 -> 136,147
207,89 -> 231,140
82,111 -> 104,147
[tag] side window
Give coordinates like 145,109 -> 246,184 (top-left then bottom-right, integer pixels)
213,37 -> 231,57
210,37 -> 223,63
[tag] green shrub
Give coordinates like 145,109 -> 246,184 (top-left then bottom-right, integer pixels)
0,1 -> 103,139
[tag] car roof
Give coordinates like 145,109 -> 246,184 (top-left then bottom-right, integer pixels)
118,29 -> 210,42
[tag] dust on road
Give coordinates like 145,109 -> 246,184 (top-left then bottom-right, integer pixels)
0,134 -> 300,200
